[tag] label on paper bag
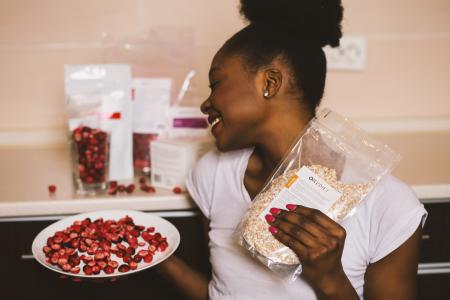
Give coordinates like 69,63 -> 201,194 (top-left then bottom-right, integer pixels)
259,166 -> 341,222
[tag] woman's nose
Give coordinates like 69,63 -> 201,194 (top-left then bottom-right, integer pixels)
200,98 -> 211,114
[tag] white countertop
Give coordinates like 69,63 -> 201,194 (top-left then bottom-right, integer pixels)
0,131 -> 449,218
0,145 -> 195,218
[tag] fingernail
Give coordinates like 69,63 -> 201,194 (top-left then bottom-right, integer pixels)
265,214 -> 275,223
269,226 -> 278,234
286,204 -> 297,211
270,207 -> 281,215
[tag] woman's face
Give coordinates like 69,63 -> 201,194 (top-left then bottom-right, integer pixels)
200,51 -> 270,152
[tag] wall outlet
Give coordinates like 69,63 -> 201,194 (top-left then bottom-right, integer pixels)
324,35 -> 367,71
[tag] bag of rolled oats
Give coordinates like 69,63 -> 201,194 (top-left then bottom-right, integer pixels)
235,108 -> 401,282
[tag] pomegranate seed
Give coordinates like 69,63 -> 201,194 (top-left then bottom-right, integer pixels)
53,236 -> 63,244
48,185 -> 57,194
117,243 -> 126,251
126,246 -> 135,255
51,244 -> 61,251
83,265 -> 93,275
148,245 -> 157,253
109,181 -> 118,188
97,261 -> 107,270
147,227 -> 155,233
88,260 -> 96,267
132,255 -> 142,263
118,264 -> 130,273
123,256 -> 132,264
135,225 -> 145,231
104,266 -> 115,274
71,239 -> 80,248
62,264 -> 72,272
70,266 -> 80,274
126,184 -> 135,194
137,250 -> 149,258
43,246 -> 52,254
159,243 -> 168,251
95,252 -> 105,261
143,254 -> 153,263
172,186 -> 182,194
92,265 -> 100,274
69,256 -> 80,266
108,260 -> 119,269
129,261 -> 138,270
50,256 -> 59,265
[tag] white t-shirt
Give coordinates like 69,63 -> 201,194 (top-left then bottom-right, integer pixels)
185,147 -> 427,300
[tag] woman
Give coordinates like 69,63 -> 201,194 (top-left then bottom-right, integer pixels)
157,0 -> 427,299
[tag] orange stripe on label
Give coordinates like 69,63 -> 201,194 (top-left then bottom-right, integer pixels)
285,175 -> 298,188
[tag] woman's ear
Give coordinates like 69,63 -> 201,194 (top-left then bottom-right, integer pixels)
262,68 -> 283,99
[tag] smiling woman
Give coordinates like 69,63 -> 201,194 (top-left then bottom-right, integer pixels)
155,1 -> 427,299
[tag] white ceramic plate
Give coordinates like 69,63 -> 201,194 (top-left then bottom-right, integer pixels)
32,210 -> 180,279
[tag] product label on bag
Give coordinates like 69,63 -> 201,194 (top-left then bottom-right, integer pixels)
259,166 -> 341,222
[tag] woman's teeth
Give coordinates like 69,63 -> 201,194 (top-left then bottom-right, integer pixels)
211,117 -> 221,127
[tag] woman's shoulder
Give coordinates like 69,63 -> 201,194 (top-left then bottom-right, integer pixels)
363,174 -> 423,217
357,174 -> 427,262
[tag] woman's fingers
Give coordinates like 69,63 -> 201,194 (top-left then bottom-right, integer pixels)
272,204 -> 347,241
269,225 -> 308,260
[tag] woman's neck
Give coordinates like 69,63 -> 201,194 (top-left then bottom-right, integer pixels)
254,113 -> 311,172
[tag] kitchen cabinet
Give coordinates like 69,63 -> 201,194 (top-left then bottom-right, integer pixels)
418,201 -> 450,299
1,201 -> 450,299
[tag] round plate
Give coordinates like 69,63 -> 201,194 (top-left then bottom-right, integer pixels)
32,210 -> 180,279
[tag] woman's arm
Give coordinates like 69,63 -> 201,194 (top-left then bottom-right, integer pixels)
155,215 -> 211,300
364,225 -> 422,300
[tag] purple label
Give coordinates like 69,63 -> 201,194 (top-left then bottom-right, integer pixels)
173,118 -> 208,128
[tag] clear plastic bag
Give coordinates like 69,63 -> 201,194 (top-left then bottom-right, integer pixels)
235,108 -> 401,282
64,64 -> 134,194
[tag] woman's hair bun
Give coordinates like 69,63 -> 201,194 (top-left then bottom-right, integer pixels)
239,0 -> 344,47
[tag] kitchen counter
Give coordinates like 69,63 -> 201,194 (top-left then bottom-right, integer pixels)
0,131 -> 449,218
0,145 -> 195,218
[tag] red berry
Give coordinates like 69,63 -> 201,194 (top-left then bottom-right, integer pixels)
118,264 -> 130,273
172,186 -> 182,194
126,184 -> 135,194
109,181 -> 118,188
48,185 -> 57,194
143,254 -> 153,263
129,261 -> 138,270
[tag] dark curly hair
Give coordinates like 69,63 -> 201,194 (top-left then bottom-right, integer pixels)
221,0 -> 344,116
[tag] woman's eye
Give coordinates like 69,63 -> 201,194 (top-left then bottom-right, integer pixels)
208,81 -> 219,90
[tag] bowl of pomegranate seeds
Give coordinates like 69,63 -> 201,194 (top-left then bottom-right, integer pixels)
32,210 -> 180,278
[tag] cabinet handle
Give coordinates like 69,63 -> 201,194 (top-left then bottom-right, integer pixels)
421,234 -> 430,240
418,262 -> 450,275
21,254 -> 34,260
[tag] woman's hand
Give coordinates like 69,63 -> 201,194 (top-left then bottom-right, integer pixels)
266,204 -> 356,298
